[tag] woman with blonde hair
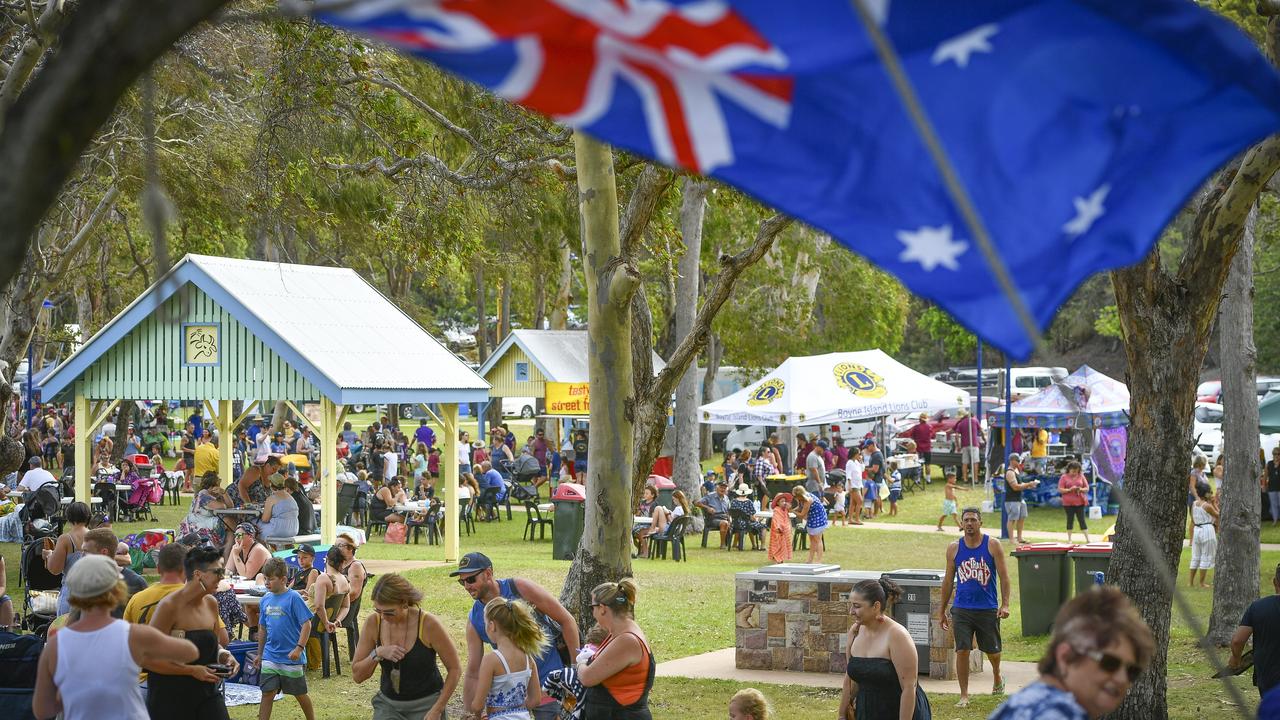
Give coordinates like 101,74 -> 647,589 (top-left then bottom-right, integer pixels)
33,555 -> 199,720
729,688 -> 772,720
577,578 -> 654,719
352,573 -> 460,720
468,598 -> 549,719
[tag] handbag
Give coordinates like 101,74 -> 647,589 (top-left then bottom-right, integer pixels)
384,521 -> 407,544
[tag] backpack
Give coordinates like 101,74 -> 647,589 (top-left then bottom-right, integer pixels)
0,631 -> 44,688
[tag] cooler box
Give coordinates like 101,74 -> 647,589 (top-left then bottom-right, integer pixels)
552,482 -> 586,561
1068,542 -> 1113,595
1011,542 -> 1073,635
225,640 -> 258,683
648,475 -> 677,509
881,569 -> 945,675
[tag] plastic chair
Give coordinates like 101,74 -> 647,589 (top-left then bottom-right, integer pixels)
522,501 -> 554,541
650,515 -> 690,561
458,498 -> 476,536
315,592 -> 346,678
727,507 -> 761,551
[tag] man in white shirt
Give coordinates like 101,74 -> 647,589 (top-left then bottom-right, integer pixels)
18,457 -> 57,492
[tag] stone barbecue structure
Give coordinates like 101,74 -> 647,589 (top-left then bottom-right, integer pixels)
735,564 -> 982,680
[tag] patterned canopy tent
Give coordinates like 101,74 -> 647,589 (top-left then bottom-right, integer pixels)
987,365 -> 1130,429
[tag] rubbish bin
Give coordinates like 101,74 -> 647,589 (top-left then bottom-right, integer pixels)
1068,542 -> 1113,596
648,475 -> 676,509
882,569 -> 945,674
552,482 -> 587,560
1011,542 -> 1073,636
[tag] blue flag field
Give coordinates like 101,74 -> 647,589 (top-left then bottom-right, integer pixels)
317,0 -> 1280,358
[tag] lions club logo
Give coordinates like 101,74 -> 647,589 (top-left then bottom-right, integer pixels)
748,378 -> 785,406
834,363 -> 886,399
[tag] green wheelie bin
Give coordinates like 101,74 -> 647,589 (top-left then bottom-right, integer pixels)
551,482 -> 587,560
1010,542 -> 1073,636
1067,542 -> 1112,595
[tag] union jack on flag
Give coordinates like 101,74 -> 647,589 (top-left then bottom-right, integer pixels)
318,0 -> 1280,359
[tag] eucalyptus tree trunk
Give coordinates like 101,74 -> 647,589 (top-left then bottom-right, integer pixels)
474,264 -> 489,363
559,134 -> 637,627
1209,203 -> 1262,645
1109,118 -> 1280,718
700,333 -> 722,460
549,237 -> 572,330
672,179 -> 707,494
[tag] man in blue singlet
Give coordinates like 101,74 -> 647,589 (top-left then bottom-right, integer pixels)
939,507 -> 1011,709
453,552 -> 580,719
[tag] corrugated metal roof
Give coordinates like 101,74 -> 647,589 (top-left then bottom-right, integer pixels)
478,329 -> 666,383
40,254 -> 488,403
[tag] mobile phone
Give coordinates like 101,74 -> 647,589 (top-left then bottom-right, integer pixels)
207,663 -> 232,676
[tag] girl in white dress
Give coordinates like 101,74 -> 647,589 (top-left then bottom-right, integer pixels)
1188,482 -> 1219,588
467,597 -> 548,720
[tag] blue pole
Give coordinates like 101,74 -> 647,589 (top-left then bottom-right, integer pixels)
976,341 -> 983,485
25,341 -> 34,428
1001,358 -> 1012,540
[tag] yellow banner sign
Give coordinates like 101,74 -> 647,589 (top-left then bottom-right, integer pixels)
546,382 -> 590,415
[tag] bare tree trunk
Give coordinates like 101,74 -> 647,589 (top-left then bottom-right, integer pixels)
112,401 -> 136,462
700,333 -> 722,461
672,179 -> 707,494
1209,203 -> 1262,644
499,271 -> 512,342
533,280 -> 546,331
549,237 -> 572,330
559,134 -> 637,628
474,264 -> 489,363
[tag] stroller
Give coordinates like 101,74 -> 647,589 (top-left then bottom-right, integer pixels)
19,528 -> 60,637
17,485 -> 62,540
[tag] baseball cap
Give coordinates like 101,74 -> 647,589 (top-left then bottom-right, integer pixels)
715,479 -> 729,487
66,554 -> 123,599
449,552 -> 493,577
297,544 -> 316,556
862,439 -> 876,448
816,439 -> 829,449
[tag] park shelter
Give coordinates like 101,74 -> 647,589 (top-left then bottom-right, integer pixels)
38,254 -> 489,557
479,329 -> 666,418
986,365 -> 1130,429
698,350 -> 970,425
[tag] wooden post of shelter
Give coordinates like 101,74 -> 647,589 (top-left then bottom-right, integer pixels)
320,397 -> 339,546
441,402 -> 460,563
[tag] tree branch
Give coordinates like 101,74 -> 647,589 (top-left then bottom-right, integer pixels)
0,0 -> 231,294
1177,134 -> 1280,314
618,164 -> 674,256
0,0 -> 69,121
359,72 -> 484,151
651,213 -> 792,402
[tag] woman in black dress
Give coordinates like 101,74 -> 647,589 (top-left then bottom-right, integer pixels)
839,578 -> 930,720
147,544 -> 238,720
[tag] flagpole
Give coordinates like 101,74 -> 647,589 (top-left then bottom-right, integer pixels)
848,0 -> 1046,357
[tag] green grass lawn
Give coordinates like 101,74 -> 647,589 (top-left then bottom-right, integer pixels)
3,478 -> 1273,718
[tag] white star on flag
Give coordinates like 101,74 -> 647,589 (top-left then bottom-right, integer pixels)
1063,184 -> 1111,237
897,224 -> 969,271
932,24 -> 999,68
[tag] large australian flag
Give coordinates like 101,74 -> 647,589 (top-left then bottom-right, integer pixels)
317,0 -> 1280,358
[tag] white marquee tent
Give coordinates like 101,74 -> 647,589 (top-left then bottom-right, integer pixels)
698,350 -> 969,426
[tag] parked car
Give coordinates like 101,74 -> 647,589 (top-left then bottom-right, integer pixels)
501,396 -> 537,419
1196,377 -> 1280,404
1192,402 -> 1223,464
1007,366 -> 1069,402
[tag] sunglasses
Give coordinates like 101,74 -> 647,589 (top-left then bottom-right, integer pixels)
457,573 -> 483,586
1081,648 -> 1143,682
373,608 -> 398,617
202,566 -> 226,577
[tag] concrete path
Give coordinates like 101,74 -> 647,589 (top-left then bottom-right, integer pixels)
656,647 -> 1039,696
827,519 -> 1280,551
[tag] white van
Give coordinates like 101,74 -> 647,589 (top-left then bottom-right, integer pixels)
1007,366 -> 1068,402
